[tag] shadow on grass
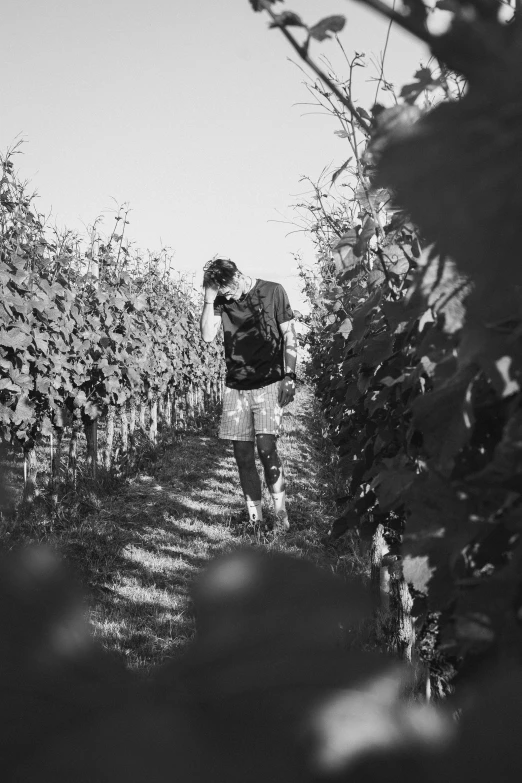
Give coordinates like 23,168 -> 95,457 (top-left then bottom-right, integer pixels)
0,423 -> 243,669
1,388 -> 344,671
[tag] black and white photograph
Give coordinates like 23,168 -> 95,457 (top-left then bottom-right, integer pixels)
1,1 -> 522,780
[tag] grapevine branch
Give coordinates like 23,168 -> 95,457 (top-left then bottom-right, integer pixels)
373,0 -> 396,105
258,0 -> 371,134
352,0 -> 433,45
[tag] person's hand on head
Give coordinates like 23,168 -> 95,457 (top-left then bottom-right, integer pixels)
204,285 -> 219,304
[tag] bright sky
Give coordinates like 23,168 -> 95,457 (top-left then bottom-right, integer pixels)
2,0 -> 429,312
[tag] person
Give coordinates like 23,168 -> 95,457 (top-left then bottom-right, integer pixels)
200,257 -> 298,531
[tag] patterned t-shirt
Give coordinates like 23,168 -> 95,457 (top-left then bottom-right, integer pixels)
213,279 -> 294,390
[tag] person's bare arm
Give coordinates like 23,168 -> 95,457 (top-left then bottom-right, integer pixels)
278,319 -> 297,407
200,286 -> 221,343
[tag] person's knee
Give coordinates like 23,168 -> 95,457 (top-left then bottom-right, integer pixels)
256,434 -> 278,460
233,440 -> 256,468
256,436 -> 282,482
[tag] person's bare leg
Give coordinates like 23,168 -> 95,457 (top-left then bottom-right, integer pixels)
232,440 -> 263,522
256,434 -> 289,529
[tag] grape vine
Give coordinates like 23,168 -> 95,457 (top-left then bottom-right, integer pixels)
253,0 -> 522,678
0,146 -> 225,497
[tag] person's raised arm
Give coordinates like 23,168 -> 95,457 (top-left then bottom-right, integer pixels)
200,285 -> 221,343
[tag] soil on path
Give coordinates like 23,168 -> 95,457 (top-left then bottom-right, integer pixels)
73,385 -> 344,669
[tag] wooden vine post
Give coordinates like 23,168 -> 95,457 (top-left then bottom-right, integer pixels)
195,383 -> 200,416
164,388 -> 172,427
369,525 -> 414,660
104,405 -> 115,470
129,400 -> 136,451
370,522 -> 387,609
388,558 -> 415,662
175,390 -> 181,430
171,388 -> 177,428
213,378 -> 221,406
185,385 -> 192,425
179,387 -> 186,430
67,418 -> 80,489
22,445 -> 38,504
198,383 -> 204,415
49,427 -> 63,510
120,402 -> 129,454
84,418 -> 98,480
157,392 -> 165,432
139,399 -> 146,430
49,431 -> 54,503
149,396 -> 158,444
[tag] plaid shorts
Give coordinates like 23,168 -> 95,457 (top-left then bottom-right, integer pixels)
218,381 -> 284,441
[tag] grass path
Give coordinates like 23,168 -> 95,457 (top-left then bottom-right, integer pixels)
60,385 -> 348,670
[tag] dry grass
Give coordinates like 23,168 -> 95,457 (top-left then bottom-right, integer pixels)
1,385 -> 368,670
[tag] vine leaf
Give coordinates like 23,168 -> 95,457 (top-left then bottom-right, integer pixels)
354,186 -> 389,214
338,317 -> 353,338
380,243 -> 409,275
249,0 -> 283,11
268,11 -> 305,29
458,324 -> 521,399
13,395 -> 35,426
400,67 -> 441,103
412,366 -> 476,473
466,411 -> 522,489
332,228 -> 361,273
350,290 -> 382,343
402,472 -> 474,609
361,332 -> 394,368
40,415 -> 54,436
405,472 -> 470,541
491,356 -> 520,399
331,157 -> 352,185
372,463 -> 415,510
402,554 -> 433,595
0,329 -> 32,350
309,15 -> 346,42
356,217 -> 376,255
332,218 -> 375,273
410,251 -> 470,334
367,268 -> 386,289
357,107 -> 372,121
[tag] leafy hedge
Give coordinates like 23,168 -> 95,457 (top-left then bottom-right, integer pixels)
262,1 -> 522,673
0,149 -> 224,452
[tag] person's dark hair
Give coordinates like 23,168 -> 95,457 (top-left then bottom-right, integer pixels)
203,257 -> 238,289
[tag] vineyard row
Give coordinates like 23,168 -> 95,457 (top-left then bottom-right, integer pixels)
0,150 -> 226,505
